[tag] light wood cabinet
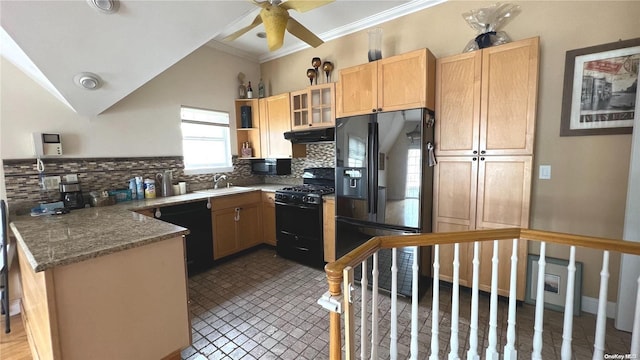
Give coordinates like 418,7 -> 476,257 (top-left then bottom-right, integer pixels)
336,48 -> 436,117
16,237 -> 190,359
235,99 -> 261,158
323,197 -> 336,262
435,37 -> 539,156
259,94 -> 306,158
291,83 -> 335,130
433,37 -> 539,300
212,191 -> 262,260
262,191 -> 276,246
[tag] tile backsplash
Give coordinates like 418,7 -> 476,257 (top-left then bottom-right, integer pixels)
2,143 -> 335,214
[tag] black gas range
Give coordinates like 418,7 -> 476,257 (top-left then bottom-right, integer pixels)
275,167 -> 334,268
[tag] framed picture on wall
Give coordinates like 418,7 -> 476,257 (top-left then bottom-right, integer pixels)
560,37 -> 640,136
525,255 -> 583,315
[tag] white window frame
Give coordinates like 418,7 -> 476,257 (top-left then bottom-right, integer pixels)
181,106 -> 233,175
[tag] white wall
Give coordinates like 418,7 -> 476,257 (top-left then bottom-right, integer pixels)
1,46 -> 260,159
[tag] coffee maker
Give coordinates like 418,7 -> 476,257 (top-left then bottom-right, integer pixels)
60,182 -> 85,209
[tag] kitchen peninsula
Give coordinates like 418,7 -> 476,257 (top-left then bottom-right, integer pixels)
9,185 -> 288,359
10,197 -> 199,360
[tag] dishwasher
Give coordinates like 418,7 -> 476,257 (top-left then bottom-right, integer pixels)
154,200 -> 213,276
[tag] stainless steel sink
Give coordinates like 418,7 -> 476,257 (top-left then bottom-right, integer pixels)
194,186 -> 254,197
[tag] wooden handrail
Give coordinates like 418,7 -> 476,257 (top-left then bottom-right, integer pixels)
324,228 -> 640,280
323,227 -> 640,360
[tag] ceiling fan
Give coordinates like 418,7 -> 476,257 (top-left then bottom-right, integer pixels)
224,0 -> 335,51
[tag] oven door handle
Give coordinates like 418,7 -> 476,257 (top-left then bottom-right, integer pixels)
275,201 -> 318,210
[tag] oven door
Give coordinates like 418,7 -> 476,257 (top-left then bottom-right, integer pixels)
275,200 -> 324,268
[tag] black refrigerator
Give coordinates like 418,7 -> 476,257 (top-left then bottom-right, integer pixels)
335,108 -> 435,297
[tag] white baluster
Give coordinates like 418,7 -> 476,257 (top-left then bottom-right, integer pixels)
391,248 -> 398,360
467,242 -> 480,360
449,243 -> 460,360
532,242 -> 547,360
485,240 -> 499,360
344,267 -> 356,360
411,246 -> 420,359
430,245 -> 440,360
361,259 -> 368,360
371,251 -> 379,360
593,250 -> 610,360
503,238 -> 518,360
631,275 -> 640,355
561,246 -> 577,360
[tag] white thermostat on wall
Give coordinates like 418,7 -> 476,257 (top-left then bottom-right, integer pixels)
33,132 -> 63,156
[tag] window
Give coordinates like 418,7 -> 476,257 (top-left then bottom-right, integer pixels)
181,106 -> 232,174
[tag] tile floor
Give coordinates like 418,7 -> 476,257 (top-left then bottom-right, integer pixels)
182,247 -> 633,359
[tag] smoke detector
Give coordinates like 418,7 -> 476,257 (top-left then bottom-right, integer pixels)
87,0 -> 119,14
74,72 -> 102,90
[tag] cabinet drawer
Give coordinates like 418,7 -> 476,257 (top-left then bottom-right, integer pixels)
211,191 -> 261,211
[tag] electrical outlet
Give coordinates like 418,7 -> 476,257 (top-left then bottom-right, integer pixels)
65,174 -> 78,182
539,165 -> 551,180
43,175 -> 61,190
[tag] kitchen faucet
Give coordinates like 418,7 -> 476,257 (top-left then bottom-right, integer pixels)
213,174 -> 228,189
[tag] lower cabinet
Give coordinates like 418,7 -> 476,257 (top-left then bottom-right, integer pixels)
212,191 -> 262,260
433,155 -> 532,300
323,196 -> 336,262
262,192 -> 276,246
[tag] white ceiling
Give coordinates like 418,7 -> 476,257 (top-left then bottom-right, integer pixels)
0,0 -> 444,117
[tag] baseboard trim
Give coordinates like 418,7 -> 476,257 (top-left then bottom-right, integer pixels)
581,295 -> 616,318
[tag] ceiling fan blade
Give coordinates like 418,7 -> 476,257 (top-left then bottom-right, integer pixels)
286,17 -> 324,48
223,14 -> 263,41
280,0 -> 334,13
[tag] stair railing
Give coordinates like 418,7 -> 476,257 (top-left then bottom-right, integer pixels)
318,228 -> 640,360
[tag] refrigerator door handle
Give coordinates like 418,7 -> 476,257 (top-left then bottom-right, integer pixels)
368,121 -> 379,219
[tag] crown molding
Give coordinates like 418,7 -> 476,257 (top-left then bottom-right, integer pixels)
258,0 -> 447,63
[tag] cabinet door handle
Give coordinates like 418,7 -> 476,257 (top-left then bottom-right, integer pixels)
372,109 -> 377,113
377,108 -> 383,112
480,157 -> 485,161
473,150 -> 478,154
472,157 -> 477,161
480,150 -> 486,155
234,207 -> 241,221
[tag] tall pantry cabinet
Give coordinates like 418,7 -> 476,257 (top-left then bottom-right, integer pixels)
433,37 -> 539,300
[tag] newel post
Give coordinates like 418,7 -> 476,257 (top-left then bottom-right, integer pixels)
328,272 -> 343,360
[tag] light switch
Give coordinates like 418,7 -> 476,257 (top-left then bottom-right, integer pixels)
539,165 -> 551,180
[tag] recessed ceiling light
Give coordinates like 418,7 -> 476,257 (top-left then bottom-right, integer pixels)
256,32 -> 267,39
87,0 -> 119,14
74,72 -> 102,90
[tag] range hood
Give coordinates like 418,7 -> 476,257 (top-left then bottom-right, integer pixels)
284,127 -> 335,144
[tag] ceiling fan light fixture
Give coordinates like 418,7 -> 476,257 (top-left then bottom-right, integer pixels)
87,0 -> 119,14
74,72 -> 102,90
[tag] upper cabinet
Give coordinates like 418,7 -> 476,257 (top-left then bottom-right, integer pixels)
235,99 -> 261,158
290,83 -> 335,131
435,37 -> 539,156
259,94 -> 306,158
336,48 -> 436,117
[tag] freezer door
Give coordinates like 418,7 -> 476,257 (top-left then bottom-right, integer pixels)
374,109 -> 426,228
335,114 -> 372,222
